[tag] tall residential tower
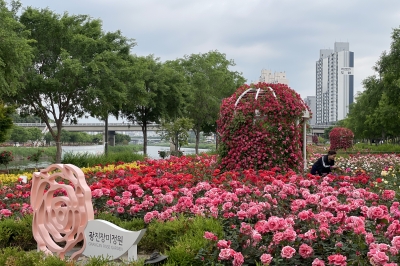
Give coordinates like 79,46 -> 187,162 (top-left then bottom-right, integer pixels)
315,42 -> 354,124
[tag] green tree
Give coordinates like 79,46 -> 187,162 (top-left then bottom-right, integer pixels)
168,51 -> 246,154
377,27 -> 400,105
5,8 -> 122,162
0,0 -> 33,97
26,127 -> 42,142
60,130 -> 71,143
158,117 -> 193,151
10,125 -> 29,143
121,55 -> 186,155
82,31 -> 135,154
11,112 -> 42,123
0,103 -> 14,142
342,76 -> 383,142
115,133 -> 131,145
323,126 -> 335,140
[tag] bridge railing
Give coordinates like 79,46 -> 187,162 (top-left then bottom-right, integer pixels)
15,123 -> 159,127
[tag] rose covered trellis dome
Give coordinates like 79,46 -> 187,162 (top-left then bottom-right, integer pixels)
217,82 -> 310,172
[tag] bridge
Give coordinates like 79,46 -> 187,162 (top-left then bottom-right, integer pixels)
15,123 -> 160,132
16,122 -> 330,135
309,124 -> 332,135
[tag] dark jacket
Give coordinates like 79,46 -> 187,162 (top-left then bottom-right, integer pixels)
310,155 -> 335,176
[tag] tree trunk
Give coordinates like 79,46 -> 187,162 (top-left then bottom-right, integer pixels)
105,117 -> 109,155
142,123 -> 147,155
194,128 -> 200,154
55,125 -> 62,163
175,133 -> 179,151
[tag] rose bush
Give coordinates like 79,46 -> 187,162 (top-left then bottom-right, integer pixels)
329,127 -> 354,151
217,82 -> 309,172
0,150 -> 13,169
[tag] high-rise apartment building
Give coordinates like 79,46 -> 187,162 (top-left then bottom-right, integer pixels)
259,69 -> 289,85
315,42 -> 354,124
304,96 -> 316,125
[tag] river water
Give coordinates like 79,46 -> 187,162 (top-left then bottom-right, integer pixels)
139,145 -> 209,159
2,145 -> 209,170
62,145 -> 209,159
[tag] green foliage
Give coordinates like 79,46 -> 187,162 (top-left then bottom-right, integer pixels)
4,7 -> 133,163
0,103 -> 14,142
0,0 -> 33,97
167,50 -> 246,153
158,150 -> 169,159
342,26 -> 400,141
0,215 -> 36,251
121,54 -> 187,156
10,126 -> 30,143
0,146 -> 56,158
115,133 -> 131,145
322,126 -> 335,140
61,150 -> 144,167
0,150 -> 13,168
158,117 -> 193,151
167,217 -> 224,266
27,149 -> 44,165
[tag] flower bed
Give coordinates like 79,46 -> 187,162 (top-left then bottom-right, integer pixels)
1,154 -> 400,265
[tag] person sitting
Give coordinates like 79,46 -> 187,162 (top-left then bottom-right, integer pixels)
310,150 -> 340,176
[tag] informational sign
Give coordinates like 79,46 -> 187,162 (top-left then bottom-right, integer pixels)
83,219 -> 146,261
340,67 -> 354,75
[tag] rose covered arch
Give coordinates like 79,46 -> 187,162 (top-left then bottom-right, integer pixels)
217,82 -> 310,172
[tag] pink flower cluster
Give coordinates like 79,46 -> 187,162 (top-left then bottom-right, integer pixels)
1,154 -> 400,264
217,82 -> 308,172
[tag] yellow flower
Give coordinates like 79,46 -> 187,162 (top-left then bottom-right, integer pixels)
381,171 -> 388,176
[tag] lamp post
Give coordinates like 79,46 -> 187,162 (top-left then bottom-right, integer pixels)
302,109 -> 310,171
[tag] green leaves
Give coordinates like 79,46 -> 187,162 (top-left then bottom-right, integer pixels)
0,0 -> 33,97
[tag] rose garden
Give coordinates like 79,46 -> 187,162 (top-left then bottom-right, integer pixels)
0,83 -> 400,265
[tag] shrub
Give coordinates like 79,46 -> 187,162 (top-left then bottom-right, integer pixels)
27,149 -> 44,167
167,217 -> 223,266
0,150 -> 13,169
158,150 -> 169,159
312,134 -> 318,145
329,127 -> 354,150
0,215 -> 36,251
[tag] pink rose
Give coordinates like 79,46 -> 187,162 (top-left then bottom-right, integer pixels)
312,258 -> 326,266
217,240 -> 230,249
260,253 -> 273,264
218,248 -> 234,260
281,246 -> 296,259
233,252 -> 244,266
369,251 -> 389,265
391,236 -> 400,250
299,243 -> 313,258
204,231 -> 218,241
327,254 -> 347,266
382,190 -> 396,200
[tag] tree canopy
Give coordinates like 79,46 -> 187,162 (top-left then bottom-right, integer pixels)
343,26 -> 400,143
168,50 -> 246,153
0,0 -> 33,97
4,7 -> 131,162
121,55 -> 186,155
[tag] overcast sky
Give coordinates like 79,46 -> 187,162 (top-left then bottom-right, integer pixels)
18,0 -> 400,122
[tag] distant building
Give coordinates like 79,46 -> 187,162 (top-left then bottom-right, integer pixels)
304,96 -> 316,125
259,69 -> 289,85
315,42 -> 354,124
